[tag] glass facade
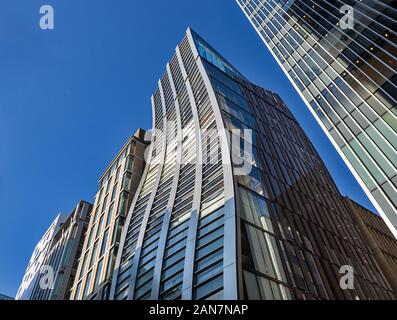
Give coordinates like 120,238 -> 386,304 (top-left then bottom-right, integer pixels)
70,131 -> 147,300
109,28 -> 395,300
236,0 -> 397,238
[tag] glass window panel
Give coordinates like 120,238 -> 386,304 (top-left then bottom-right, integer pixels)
74,282 -> 81,300
238,186 -> 273,233
243,271 -> 261,300
196,248 -> 223,271
194,274 -> 223,300
196,227 -> 223,248
89,242 -> 98,269
82,271 -> 92,298
93,260 -> 103,291
106,204 -> 114,228
349,140 -> 386,185
163,249 -> 185,269
196,237 -> 223,260
100,230 -> 109,257
197,217 -> 224,238
236,166 -> 265,196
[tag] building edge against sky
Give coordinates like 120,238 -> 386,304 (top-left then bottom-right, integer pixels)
16,213 -> 68,300
16,201 -> 93,300
29,201 -> 93,300
235,0 -> 397,238
108,28 -> 395,300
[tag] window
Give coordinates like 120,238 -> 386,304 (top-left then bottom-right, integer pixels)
123,172 -> 132,191
106,179 -> 112,194
106,249 -> 116,278
243,270 -> 292,300
115,167 -> 121,182
195,260 -> 223,285
106,204 -> 114,228
96,215 -> 104,239
197,217 -> 224,238
218,94 -> 255,127
112,219 -> 123,244
126,156 -> 134,172
241,222 -> 286,282
196,248 -> 223,272
100,230 -> 109,257
74,281 -> 82,300
236,166 -> 266,196
239,186 -> 273,232
82,271 -> 92,298
89,242 -> 98,269
111,183 -> 118,202
118,192 -> 129,216
86,227 -> 94,249
79,252 -> 89,280
161,271 -> 183,293
163,249 -> 185,269
93,260 -> 103,291
196,237 -> 223,260
162,260 -> 184,281
196,226 -> 223,249
102,195 -> 108,213
199,207 -> 224,227
193,274 -> 223,300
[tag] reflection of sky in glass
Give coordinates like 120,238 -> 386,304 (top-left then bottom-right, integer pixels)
192,30 -> 246,80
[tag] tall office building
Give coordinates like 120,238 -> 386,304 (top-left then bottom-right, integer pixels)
28,201 -> 93,300
0,294 -> 14,301
236,0 -> 397,238
110,28 -> 395,300
70,130 -> 148,300
16,214 -> 68,300
343,197 -> 397,293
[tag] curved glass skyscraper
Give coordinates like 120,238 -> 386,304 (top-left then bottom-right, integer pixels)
109,29 -> 395,300
236,0 -> 397,238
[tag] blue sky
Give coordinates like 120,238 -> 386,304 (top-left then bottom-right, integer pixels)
0,0 -> 376,297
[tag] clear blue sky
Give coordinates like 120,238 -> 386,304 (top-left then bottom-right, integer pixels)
0,0 -> 375,297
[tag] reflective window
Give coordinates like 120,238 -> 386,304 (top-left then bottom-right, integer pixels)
239,186 -> 273,233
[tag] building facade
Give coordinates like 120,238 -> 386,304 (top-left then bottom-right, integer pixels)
343,197 -> 397,294
70,129 -> 148,300
0,294 -> 14,300
109,28 -> 395,300
16,214 -> 68,300
28,201 -> 93,300
236,0 -> 397,238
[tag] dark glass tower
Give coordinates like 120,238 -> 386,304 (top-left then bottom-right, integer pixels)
236,0 -> 397,238
110,28 -> 395,300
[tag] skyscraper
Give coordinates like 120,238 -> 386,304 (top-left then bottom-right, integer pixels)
27,201 -> 93,300
236,0 -> 397,238
70,129 -> 148,300
110,28 -> 395,300
16,214 -> 68,300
